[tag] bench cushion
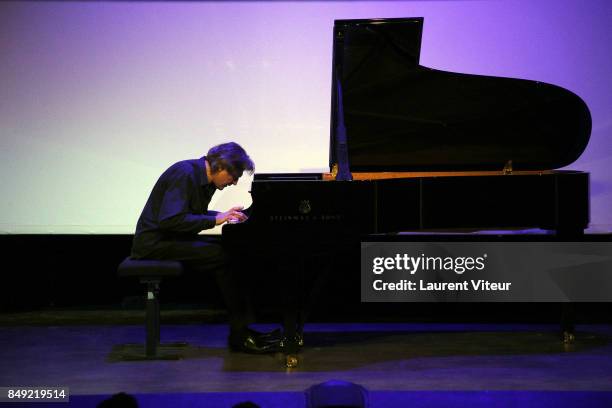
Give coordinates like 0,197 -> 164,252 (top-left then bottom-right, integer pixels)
117,257 -> 183,278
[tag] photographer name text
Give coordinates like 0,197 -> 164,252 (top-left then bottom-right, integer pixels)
373,279 -> 511,292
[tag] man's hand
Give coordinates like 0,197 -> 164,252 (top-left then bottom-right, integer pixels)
215,206 -> 248,225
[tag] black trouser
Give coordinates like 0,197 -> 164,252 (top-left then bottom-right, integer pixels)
143,236 -> 250,334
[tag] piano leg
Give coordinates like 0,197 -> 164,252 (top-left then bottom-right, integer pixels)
278,251 -> 331,368
279,253 -> 304,368
561,303 -> 575,344
556,227 -> 582,344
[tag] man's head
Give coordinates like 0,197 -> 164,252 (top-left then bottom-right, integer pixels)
206,142 -> 255,190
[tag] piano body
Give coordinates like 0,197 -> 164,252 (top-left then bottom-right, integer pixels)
225,17 -> 591,239
223,18 -> 592,362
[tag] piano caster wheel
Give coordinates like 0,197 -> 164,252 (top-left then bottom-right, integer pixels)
563,331 -> 575,344
286,354 -> 299,368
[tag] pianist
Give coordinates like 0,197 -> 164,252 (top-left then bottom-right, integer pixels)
130,141 -> 280,353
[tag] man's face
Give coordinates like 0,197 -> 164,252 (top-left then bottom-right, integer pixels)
210,169 -> 238,190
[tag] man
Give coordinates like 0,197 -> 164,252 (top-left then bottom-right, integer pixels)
131,142 -> 279,353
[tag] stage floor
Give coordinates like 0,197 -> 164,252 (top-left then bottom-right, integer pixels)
2,317 -> 612,400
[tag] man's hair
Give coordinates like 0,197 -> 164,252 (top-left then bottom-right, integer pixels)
207,142 -> 255,179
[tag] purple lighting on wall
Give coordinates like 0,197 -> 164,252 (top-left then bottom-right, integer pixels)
0,0 -> 610,233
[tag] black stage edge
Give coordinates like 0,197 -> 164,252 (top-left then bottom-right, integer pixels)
1,234 -> 611,326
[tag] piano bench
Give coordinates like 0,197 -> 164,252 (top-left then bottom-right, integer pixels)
115,257 -> 186,360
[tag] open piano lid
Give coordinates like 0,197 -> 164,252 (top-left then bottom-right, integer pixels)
329,18 -> 592,173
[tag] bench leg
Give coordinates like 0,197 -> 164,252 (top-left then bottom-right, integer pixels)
145,280 -> 160,357
111,272 -> 189,362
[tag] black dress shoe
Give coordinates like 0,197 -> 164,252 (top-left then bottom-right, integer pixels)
296,328 -> 304,347
279,330 -> 304,348
247,328 -> 282,342
278,328 -> 305,354
228,333 -> 282,354
279,335 -> 301,354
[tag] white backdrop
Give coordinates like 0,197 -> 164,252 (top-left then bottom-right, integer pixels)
1,0 -> 610,234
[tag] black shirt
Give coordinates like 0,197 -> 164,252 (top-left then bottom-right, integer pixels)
131,156 -> 218,259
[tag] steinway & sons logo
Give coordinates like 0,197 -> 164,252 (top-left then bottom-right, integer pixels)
268,199 -> 343,222
298,200 -> 312,214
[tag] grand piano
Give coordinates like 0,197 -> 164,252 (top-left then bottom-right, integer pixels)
223,17 -> 592,364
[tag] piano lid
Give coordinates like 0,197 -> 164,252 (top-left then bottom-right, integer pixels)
329,18 -> 592,172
